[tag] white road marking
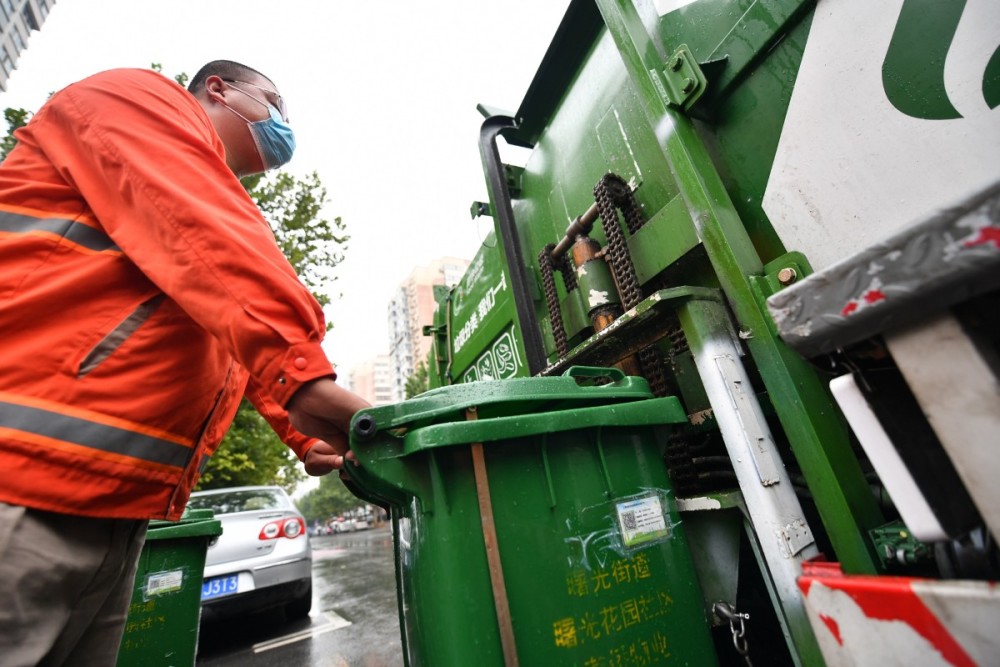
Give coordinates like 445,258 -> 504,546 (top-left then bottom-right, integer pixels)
251,611 -> 352,653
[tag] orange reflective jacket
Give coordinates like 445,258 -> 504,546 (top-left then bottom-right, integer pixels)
0,69 -> 334,520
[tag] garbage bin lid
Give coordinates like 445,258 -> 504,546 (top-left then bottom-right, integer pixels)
352,366 -> 656,437
147,508 -> 223,540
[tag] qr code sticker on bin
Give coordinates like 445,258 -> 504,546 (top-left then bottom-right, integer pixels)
145,569 -> 184,598
616,495 -> 670,549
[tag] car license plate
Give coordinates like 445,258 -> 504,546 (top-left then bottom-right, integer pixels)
201,574 -> 239,600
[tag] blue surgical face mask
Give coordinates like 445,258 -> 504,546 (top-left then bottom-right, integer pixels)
222,85 -> 296,171
248,104 -> 296,170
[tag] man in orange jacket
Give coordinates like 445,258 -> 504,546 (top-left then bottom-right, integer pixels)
0,60 -> 370,665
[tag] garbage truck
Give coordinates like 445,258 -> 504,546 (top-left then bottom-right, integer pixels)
346,1 -> 1000,664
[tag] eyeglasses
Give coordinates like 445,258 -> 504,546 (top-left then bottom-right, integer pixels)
222,78 -> 289,122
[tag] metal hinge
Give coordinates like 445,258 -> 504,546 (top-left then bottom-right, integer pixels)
651,45 -> 708,111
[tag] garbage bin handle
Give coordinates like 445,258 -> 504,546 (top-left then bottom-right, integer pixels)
562,365 -> 627,385
401,395 -> 687,455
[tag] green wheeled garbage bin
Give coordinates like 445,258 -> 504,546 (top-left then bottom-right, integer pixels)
346,367 -> 718,667
116,508 -> 222,666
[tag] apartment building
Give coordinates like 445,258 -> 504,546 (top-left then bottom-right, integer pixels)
0,0 -> 54,92
387,257 -> 469,401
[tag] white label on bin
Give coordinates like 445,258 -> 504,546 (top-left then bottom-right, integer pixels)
616,495 -> 670,549
146,569 -> 184,597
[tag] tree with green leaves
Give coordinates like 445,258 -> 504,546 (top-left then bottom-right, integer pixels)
1,65 -> 351,496
405,360 -> 429,399
1,108 -> 30,162
295,474 -> 366,523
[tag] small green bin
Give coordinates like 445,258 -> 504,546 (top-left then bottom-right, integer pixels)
116,508 -> 222,666
346,368 -> 718,666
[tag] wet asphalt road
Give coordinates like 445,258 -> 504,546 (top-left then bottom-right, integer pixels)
196,524 -> 404,667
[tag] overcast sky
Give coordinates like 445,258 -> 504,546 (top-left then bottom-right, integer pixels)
3,0 -> 571,377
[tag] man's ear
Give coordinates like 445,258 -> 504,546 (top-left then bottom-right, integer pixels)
203,75 -> 227,104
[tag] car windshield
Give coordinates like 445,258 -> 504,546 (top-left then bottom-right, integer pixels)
187,489 -> 289,515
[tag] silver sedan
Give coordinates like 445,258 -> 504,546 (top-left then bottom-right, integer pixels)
187,485 -> 313,620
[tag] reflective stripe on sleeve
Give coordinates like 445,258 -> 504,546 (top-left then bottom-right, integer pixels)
0,400 -> 192,468
0,210 -> 120,253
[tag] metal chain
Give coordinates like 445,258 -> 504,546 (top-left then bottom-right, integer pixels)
638,347 -> 670,398
554,251 -> 578,292
538,244 -> 569,357
594,174 -> 642,311
537,173 -> 669,396
713,602 -> 753,667
619,185 -> 645,236
664,434 -> 699,497
592,177 -> 703,493
594,173 -> 671,397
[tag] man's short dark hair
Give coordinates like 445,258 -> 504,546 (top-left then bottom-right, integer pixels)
188,60 -> 273,94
